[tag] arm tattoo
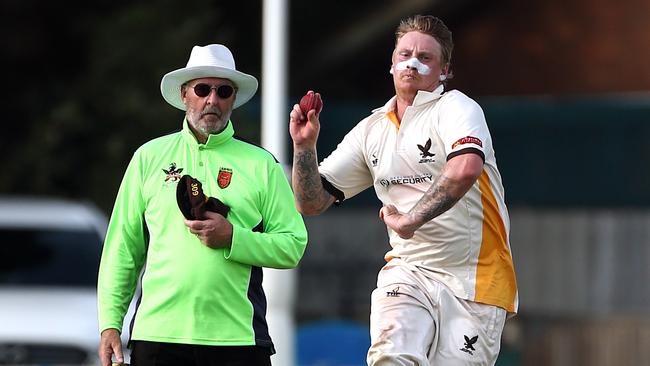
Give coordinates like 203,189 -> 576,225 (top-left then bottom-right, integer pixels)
409,174 -> 462,224
294,150 -> 330,210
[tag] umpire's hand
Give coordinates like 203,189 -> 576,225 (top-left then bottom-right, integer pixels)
185,211 -> 233,249
99,328 -> 123,366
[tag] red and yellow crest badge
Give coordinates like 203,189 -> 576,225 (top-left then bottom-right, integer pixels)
217,168 -> 233,189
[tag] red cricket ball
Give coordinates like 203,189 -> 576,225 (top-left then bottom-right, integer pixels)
299,90 -> 323,121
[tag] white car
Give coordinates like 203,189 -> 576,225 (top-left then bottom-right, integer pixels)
0,196 -> 133,365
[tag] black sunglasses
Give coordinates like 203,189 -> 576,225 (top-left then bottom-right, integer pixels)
191,83 -> 235,99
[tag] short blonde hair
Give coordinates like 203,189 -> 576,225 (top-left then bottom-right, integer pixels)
395,15 -> 454,67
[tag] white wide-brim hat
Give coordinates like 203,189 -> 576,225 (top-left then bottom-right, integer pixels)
160,44 -> 258,110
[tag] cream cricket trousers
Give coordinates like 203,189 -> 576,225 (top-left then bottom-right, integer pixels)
367,261 -> 507,365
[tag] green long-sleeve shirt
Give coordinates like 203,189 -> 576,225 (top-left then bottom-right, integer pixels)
98,120 -> 307,351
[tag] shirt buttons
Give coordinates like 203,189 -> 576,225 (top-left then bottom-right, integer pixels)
199,162 -> 204,167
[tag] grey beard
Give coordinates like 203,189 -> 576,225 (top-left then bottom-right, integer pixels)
187,110 -> 230,135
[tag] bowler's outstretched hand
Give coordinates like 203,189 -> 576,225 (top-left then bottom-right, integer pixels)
289,92 -> 322,148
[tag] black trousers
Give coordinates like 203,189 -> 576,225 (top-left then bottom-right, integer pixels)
130,341 -> 272,366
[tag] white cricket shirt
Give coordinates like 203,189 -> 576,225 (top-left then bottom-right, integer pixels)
319,86 -> 518,313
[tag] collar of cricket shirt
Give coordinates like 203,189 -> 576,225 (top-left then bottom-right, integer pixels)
411,84 -> 444,106
182,118 -> 234,149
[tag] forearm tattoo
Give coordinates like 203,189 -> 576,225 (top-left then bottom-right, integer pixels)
409,174 -> 462,224
294,150 -> 330,209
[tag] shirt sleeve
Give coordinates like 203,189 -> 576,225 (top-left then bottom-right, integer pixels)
224,161 -> 308,269
97,149 -> 148,334
437,91 -> 489,162
318,121 -> 374,201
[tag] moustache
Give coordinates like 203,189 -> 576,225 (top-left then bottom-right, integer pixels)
200,108 -> 222,118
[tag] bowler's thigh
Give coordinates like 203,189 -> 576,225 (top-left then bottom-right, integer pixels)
433,294 -> 506,366
367,283 -> 435,366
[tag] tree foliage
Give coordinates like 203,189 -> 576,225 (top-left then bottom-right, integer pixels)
2,0 -> 263,212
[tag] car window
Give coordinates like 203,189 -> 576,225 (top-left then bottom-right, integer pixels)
0,228 -> 102,287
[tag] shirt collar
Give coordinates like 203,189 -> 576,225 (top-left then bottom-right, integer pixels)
182,118 -> 234,149
412,84 -> 445,106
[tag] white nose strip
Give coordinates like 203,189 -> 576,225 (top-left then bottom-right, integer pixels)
392,57 -> 432,75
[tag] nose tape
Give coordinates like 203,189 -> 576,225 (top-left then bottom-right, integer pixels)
391,57 -> 432,75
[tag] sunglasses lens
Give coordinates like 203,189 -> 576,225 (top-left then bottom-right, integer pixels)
192,84 -> 234,99
217,85 -> 234,99
193,83 -> 211,97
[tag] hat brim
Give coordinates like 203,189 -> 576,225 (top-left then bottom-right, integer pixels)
160,66 -> 258,110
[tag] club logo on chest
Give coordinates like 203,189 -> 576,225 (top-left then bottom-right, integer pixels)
217,168 -> 233,189
417,138 -> 435,163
